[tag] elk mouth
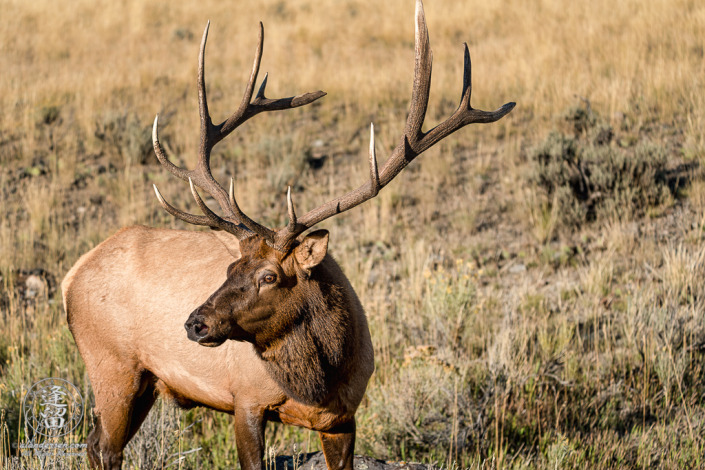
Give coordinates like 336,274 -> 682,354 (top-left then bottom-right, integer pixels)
197,338 -> 226,347
191,329 -> 227,347
195,323 -> 209,336
195,328 -> 227,347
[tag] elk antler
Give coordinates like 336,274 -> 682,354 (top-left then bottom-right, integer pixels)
152,21 -> 326,240
153,0 -> 515,252
271,0 -> 515,250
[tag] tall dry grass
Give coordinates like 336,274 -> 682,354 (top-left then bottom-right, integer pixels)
1,0 -> 704,468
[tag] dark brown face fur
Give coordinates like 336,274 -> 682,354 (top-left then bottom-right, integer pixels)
184,230 -> 330,349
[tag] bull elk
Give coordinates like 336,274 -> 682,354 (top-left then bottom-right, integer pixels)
62,1 -> 514,469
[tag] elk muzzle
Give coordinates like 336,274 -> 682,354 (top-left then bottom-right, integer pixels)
184,307 -> 226,347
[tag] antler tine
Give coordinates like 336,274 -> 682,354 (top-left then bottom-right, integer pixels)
198,21 -> 213,158
286,186 -> 298,233
153,115 -> 193,182
461,43 -> 472,110
227,178 -> 276,240
368,123 -> 380,197
154,183 -> 253,238
404,0 -> 433,145
154,184 -> 215,226
256,73 -> 269,100
213,22 -> 264,146
187,179 -> 254,236
459,43 -> 516,122
273,0 -> 515,250
240,23 -> 264,120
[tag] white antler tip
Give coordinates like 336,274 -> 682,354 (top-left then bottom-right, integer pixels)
287,186 -> 294,211
188,177 -> 206,206
200,21 -> 210,47
369,123 -> 375,151
153,184 -> 164,202
415,0 -> 425,25
286,186 -> 297,230
152,115 -> 159,140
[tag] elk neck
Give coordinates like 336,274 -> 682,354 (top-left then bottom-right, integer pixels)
254,257 -> 358,406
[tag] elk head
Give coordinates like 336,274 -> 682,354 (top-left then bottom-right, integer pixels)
184,231 -> 330,347
152,0 -> 515,350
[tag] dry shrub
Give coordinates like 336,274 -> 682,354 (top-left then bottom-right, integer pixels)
94,111 -> 153,167
124,399 -> 200,469
527,105 -> 672,234
626,244 -> 705,408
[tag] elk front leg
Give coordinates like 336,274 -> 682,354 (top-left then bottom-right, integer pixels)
319,420 -> 355,470
234,403 -> 266,470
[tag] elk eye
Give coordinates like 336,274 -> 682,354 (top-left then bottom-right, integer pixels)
261,273 -> 277,285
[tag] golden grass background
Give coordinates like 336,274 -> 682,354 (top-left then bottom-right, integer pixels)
1,0 -> 704,468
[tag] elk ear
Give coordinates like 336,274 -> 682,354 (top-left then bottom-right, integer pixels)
294,230 -> 329,275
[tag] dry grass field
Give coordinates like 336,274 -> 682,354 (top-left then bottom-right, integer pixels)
1,0 -> 704,468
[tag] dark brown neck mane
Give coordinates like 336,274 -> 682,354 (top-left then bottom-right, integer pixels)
255,268 -> 356,405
